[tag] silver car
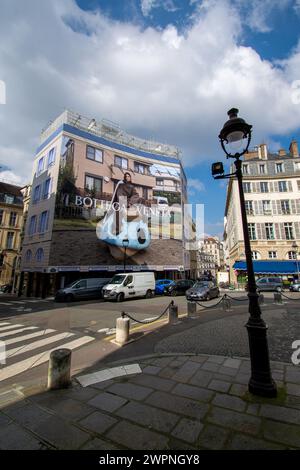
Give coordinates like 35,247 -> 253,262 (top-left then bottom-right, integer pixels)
186,281 -> 220,301
256,277 -> 283,293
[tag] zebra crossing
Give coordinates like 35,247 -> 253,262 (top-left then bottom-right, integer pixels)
0,320 -> 95,382
0,298 -> 53,307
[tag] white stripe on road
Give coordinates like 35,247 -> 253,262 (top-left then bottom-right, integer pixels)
10,301 -> 25,304
4,329 -> 56,346
0,327 -> 38,338
7,332 -> 75,358
0,302 -> 11,306
0,336 -> 95,381
0,322 -> 10,327
0,324 -> 23,332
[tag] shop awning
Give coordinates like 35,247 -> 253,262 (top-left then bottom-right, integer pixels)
233,260 -> 299,275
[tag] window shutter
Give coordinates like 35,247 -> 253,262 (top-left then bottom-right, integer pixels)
280,223 -> 286,240
288,181 -> 293,192
296,199 -> 300,214
295,222 -> 300,239
269,182 -> 274,192
274,223 -> 281,239
258,200 -> 263,215
272,200 -> 277,215
291,199 -> 296,214
276,200 -> 282,215
256,223 -> 262,240
274,181 -> 279,192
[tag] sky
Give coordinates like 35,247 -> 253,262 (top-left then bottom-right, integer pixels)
1,0 -> 300,238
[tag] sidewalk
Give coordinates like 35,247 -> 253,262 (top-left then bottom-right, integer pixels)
1,353 -> 300,450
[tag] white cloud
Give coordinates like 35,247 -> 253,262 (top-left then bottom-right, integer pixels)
188,178 -> 206,192
141,0 -> 179,17
1,0 -> 300,186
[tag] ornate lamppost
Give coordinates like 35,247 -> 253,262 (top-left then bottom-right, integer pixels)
292,241 -> 299,281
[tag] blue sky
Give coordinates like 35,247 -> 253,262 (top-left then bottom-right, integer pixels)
1,0 -> 300,238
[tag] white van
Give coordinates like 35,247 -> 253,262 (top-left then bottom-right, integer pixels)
103,272 -> 155,302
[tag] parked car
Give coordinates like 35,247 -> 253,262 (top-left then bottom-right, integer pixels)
155,279 -> 174,295
164,279 -> 195,296
103,272 -> 155,302
55,278 -> 110,302
0,284 -> 12,294
289,282 -> 300,292
186,281 -> 220,301
255,277 -> 283,293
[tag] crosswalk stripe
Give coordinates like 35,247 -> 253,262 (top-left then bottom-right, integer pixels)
4,329 -> 56,346
6,332 -> 75,358
0,336 -> 95,381
0,327 -> 38,338
0,302 -> 11,306
10,301 -> 25,304
0,324 -> 23,332
0,322 -> 10,327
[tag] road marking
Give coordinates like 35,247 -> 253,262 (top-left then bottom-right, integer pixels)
10,301 -> 25,304
0,324 -> 23,332
0,302 -> 11,306
0,327 -> 38,338
7,332 -> 75,358
4,329 -> 56,346
0,336 -> 95,382
0,322 -> 10,327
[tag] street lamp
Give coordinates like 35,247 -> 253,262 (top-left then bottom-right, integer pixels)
292,241 -> 299,281
122,238 -> 129,273
212,108 -> 277,398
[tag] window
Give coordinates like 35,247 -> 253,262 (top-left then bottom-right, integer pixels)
86,145 -> 103,163
265,223 -> 275,240
268,251 -> 277,259
35,248 -> 44,262
243,182 -> 251,193
279,181 -> 287,192
114,155 -> 128,169
276,163 -> 284,173
33,185 -> 41,203
288,251 -> 297,260
284,222 -> 294,240
252,251 -> 260,260
0,209 -> 3,225
248,223 -> 256,240
262,200 -> 271,214
39,211 -> 49,233
295,162 -> 300,171
242,164 -> 249,175
4,194 -> 14,204
6,232 -> 14,249
25,250 -> 32,262
85,175 -> 102,193
259,164 -> 266,174
260,182 -> 269,193
245,200 -> 253,215
281,200 -> 290,214
9,212 -> 17,227
28,215 -> 37,235
297,181 -> 300,191
43,178 -> 51,199
134,162 -> 147,174
0,254 -> 4,266
156,178 -> 164,186
37,156 -> 45,175
75,280 -> 87,289
47,148 -> 56,167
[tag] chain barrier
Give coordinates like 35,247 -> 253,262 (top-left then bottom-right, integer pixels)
121,300 -> 174,324
195,294 -> 227,309
280,292 -> 300,301
224,293 -> 248,302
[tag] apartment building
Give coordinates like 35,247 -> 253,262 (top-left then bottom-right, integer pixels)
224,141 -> 300,285
0,182 -> 23,290
20,110 -> 193,296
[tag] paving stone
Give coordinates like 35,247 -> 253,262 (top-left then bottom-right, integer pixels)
207,406 -> 261,435
272,371 -> 284,381
175,356 -> 190,364
168,438 -> 197,450
208,379 -> 231,393
287,383 -> 300,397
217,366 -> 239,377
78,411 -> 118,435
32,397 -> 93,421
150,357 -> 174,368
285,370 -> 300,384
131,374 -> 176,392
189,370 -> 213,388
116,401 -> 179,433
259,404 -> 300,425
107,421 -> 169,450
0,422 -> 49,450
239,361 -> 251,373
198,424 -> 229,450
172,383 -> 214,403
212,393 -> 246,412
189,356 -> 208,364
107,383 -> 153,401
201,362 -> 220,372
158,367 -> 176,379
169,359 -> 185,369
285,395 -> 300,410
64,387 -> 99,402
4,402 -> 53,428
212,373 -> 235,383
142,365 -> 162,375
32,416 -> 91,449
90,379 -> 116,391
246,404 -> 260,415
206,356 -> 226,365
88,392 -> 127,413
263,420 -> 300,448
171,418 -> 203,444
0,412 -> 11,426
172,361 -> 201,382
146,391 -> 209,420
235,373 -> 250,385
229,384 -> 248,397
223,358 -> 241,369
227,434 -> 285,450
81,438 -> 120,450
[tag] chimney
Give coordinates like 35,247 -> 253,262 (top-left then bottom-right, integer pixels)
278,149 -> 286,157
289,140 -> 299,158
260,143 -> 268,160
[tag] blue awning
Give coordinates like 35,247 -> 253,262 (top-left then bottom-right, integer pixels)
233,260 -> 299,275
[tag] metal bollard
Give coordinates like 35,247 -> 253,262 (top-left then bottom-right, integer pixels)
187,301 -> 197,318
116,315 -> 130,345
48,348 -> 72,390
274,292 -> 283,304
222,296 -> 231,311
168,302 -> 179,325
258,294 -> 264,306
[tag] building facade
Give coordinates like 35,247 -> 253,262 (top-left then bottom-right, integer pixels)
0,182 -> 24,290
21,110 -> 194,296
224,141 -> 300,285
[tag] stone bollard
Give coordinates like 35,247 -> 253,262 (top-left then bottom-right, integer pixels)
258,293 -> 264,306
48,348 -> 72,390
168,302 -> 179,325
187,301 -> 197,318
222,296 -> 231,311
116,315 -> 130,345
274,292 -> 283,304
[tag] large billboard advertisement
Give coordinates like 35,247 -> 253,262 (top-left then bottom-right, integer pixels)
50,135 -> 188,271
